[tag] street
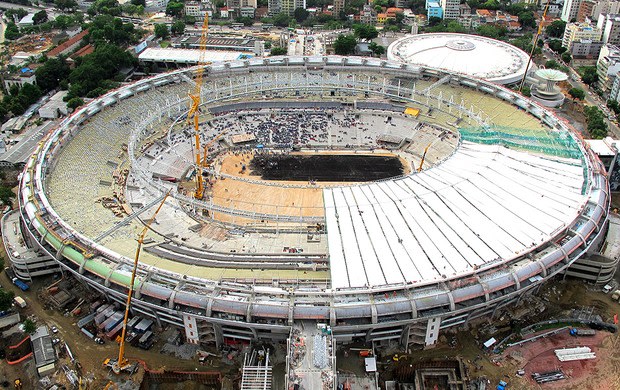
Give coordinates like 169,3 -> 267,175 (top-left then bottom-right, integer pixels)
542,47 -> 620,138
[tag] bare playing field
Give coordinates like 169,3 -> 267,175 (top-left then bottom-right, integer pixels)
210,152 -> 324,225
209,150 -> 408,225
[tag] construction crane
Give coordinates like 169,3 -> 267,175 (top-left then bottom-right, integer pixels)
187,12 -> 211,200
519,0 -> 551,92
107,190 -> 171,374
417,143 -> 432,172
200,128 -> 228,171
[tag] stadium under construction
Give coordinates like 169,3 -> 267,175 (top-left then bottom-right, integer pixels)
4,56 -> 612,354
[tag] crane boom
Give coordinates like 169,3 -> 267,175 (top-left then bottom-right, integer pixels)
111,190 -> 171,374
188,12 -> 211,199
417,143 -> 432,172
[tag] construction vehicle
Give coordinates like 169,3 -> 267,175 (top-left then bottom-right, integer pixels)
187,11 -> 211,200
106,191 -> 171,374
13,379 -> 22,389
199,128 -> 228,188
417,143 -> 431,172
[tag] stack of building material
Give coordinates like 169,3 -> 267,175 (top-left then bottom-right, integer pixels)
554,346 -> 596,362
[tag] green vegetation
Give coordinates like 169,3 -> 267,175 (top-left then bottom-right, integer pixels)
22,319 -> 36,334
546,20 -> 567,38
0,186 -> 15,206
0,84 -> 42,121
369,42 -> 385,57
568,87 -> 585,100
0,290 -> 15,312
270,47 -> 287,56
154,23 -> 169,39
333,34 -> 357,55
353,24 -> 379,41
584,106 -> 608,139
4,22 -> 22,41
579,66 -> 598,86
561,51 -> 572,64
547,39 -> 566,54
607,100 -> 620,116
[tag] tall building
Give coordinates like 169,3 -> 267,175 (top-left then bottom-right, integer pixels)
440,0 -> 459,19
597,44 -> 620,92
579,0 -> 620,21
562,21 -> 602,48
599,13 -> 620,45
333,0 -> 345,17
562,0 -> 582,22
268,0 -> 305,15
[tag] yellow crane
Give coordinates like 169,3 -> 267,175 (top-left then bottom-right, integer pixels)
187,12 -> 211,200
417,143 -> 432,172
107,190 -> 171,374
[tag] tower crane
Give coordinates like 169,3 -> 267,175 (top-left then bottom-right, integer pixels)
187,12 -> 211,200
106,190 -> 171,374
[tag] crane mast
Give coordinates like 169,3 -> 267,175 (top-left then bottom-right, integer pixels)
187,13 -> 211,199
111,191 -> 171,374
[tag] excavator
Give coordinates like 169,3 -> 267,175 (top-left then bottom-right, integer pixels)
104,190 -> 171,374
417,143 -> 432,172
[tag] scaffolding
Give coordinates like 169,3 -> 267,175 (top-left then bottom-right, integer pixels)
241,349 -> 272,390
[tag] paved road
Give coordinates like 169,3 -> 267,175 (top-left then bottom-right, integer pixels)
0,1 -> 44,12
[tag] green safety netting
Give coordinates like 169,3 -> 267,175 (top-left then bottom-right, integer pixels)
459,125 -> 583,160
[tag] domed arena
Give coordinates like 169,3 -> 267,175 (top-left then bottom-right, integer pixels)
18,56 -> 608,351
387,33 -> 532,84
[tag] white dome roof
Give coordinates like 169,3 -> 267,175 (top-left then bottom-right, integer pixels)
387,33 -> 532,84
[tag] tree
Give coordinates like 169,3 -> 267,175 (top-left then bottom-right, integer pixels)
67,97 -> 85,110
19,83 -> 42,106
428,16 -> 442,27
548,39 -> 566,54
568,87 -> 585,100
333,34 -> 357,55
23,319 -> 36,334
580,66 -> 598,85
368,42 -> 385,56
270,47 -> 287,55
545,59 -> 560,69
273,12 -> 292,27
294,7 -> 310,22
154,23 -> 169,39
353,24 -> 378,41
131,0 -> 145,5
171,20 -> 185,35
584,105 -> 608,138
476,24 -> 507,39
521,86 -> 531,97
236,16 -> 254,26
561,51 -> 572,64
518,11 -> 535,29
36,57 -> 71,92
546,20 -> 566,38
0,289 -> 15,312
608,99 -> 620,115
165,1 -> 184,17
33,10 -> 48,25
4,23 -> 21,41
55,0 -> 78,11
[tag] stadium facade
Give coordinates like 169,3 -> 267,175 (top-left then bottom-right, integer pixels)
10,56 -> 610,350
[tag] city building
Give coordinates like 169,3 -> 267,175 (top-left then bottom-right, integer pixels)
333,0 -> 345,17
360,3 -> 377,24
441,0 -> 459,19
427,1 -> 443,19
38,91 -> 69,119
46,29 -> 89,58
570,39 -> 604,58
579,0 -> 620,21
184,1 -> 204,16
3,67 -> 36,90
598,13 -> 620,45
597,44 -> 620,92
562,0 -> 583,22
562,21 -> 602,49
268,0 -> 305,16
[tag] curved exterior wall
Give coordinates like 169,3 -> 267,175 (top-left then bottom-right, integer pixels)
17,56 -> 610,346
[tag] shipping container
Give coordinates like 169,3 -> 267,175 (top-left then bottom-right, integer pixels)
134,318 -> 154,334
106,321 -> 124,340
81,327 -> 94,339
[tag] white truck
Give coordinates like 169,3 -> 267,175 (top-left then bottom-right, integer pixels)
14,296 -> 26,308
